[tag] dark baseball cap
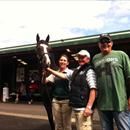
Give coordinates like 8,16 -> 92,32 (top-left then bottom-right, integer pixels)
99,34 -> 112,44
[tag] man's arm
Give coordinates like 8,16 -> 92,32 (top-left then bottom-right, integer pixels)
126,78 -> 130,110
128,97 -> 130,111
84,68 -> 97,116
84,88 -> 97,117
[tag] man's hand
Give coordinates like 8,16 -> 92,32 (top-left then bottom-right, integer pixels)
83,107 -> 93,117
128,97 -> 130,111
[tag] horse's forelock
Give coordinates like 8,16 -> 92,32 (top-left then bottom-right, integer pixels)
38,40 -> 48,45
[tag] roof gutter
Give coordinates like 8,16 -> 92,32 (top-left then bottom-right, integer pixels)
0,30 -> 130,55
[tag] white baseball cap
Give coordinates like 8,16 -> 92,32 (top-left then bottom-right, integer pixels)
76,50 -> 90,58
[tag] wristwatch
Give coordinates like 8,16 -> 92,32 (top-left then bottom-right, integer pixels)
87,105 -> 92,109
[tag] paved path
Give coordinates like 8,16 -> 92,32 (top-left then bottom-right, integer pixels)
0,102 -> 118,130
0,102 -> 100,120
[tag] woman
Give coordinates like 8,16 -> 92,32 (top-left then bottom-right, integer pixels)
45,54 -> 73,130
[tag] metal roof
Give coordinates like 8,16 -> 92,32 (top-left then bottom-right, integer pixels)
0,29 -> 130,55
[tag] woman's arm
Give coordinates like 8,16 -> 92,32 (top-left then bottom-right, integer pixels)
46,67 -> 67,79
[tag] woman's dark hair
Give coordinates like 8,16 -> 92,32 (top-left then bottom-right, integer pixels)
59,54 -> 69,61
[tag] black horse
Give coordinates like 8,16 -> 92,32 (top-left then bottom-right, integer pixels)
36,34 -> 55,130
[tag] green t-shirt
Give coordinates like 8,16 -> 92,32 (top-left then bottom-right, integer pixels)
92,50 -> 130,111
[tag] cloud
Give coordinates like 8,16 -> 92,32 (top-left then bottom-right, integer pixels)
0,1 -> 130,48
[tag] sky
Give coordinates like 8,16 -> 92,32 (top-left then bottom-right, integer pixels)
0,0 -> 130,48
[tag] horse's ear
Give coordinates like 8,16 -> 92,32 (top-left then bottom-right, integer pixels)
36,33 -> 40,43
46,35 -> 50,43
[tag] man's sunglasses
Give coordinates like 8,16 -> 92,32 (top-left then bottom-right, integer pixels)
100,38 -> 111,44
77,55 -> 86,59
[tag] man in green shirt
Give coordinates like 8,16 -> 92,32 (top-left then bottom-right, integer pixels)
92,34 -> 130,130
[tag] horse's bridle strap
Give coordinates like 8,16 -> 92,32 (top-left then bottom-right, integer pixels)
42,53 -> 49,55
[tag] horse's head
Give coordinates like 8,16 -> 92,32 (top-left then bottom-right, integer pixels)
36,34 -> 51,67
